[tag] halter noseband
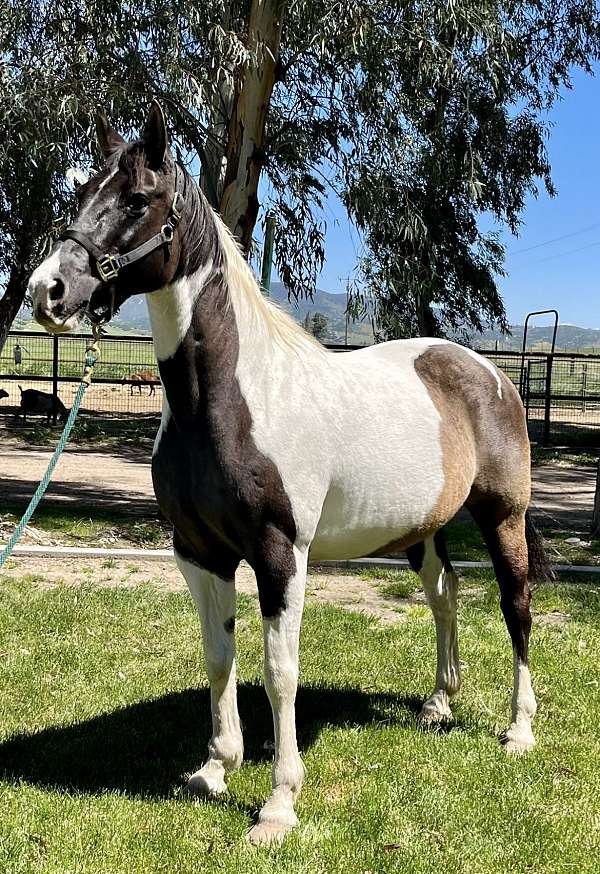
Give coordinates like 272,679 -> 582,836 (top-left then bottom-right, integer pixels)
59,168 -> 185,284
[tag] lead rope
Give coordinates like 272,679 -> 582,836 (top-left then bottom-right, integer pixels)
0,326 -> 102,569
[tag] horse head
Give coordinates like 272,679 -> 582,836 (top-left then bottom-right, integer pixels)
29,101 -> 184,332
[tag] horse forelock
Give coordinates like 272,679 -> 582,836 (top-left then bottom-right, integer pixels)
117,141 -> 152,188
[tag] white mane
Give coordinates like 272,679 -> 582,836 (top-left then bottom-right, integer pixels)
211,209 -> 328,358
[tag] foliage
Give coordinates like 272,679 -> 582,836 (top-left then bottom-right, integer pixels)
310,312 -> 329,340
345,2 -> 600,338
300,311 -> 330,340
1,0 -> 599,346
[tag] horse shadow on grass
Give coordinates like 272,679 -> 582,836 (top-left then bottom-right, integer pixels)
0,682 -> 475,800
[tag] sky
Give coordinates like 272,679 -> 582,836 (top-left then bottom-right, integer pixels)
303,66 -> 600,330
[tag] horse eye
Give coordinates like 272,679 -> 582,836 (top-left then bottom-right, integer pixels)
127,193 -> 149,214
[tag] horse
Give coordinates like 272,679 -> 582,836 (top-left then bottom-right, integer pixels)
28,101 -> 551,845
122,369 -> 159,396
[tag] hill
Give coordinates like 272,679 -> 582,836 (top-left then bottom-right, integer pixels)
16,291 -> 600,353
108,281 -> 374,344
468,323 -> 600,352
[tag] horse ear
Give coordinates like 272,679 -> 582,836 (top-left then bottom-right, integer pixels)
142,99 -> 169,170
96,111 -> 126,159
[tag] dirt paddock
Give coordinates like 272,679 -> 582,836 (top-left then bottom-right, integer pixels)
0,378 -> 162,419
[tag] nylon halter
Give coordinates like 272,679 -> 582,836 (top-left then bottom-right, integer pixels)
59,166 -> 185,284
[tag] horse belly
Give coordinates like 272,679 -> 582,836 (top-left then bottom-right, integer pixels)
308,430 -> 448,561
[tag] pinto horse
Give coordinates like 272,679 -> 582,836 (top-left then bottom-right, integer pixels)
28,102 -> 550,845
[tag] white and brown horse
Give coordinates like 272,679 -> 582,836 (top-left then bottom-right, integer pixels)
28,102 -> 551,845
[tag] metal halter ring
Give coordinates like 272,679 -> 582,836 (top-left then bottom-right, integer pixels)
97,254 -> 120,282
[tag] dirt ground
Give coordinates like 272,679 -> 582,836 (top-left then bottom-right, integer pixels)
2,554 -> 569,628
0,378 -> 162,419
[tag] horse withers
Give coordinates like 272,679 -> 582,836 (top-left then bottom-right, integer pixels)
27,101 -> 551,845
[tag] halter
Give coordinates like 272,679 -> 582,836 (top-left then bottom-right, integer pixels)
59,166 -> 185,283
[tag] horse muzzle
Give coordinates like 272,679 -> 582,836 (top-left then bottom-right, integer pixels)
28,245 -> 99,333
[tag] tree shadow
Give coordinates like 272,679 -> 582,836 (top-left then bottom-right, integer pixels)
0,476 -> 158,516
0,682 -> 467,800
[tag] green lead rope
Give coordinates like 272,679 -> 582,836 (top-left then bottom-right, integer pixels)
0,333 -> 101,569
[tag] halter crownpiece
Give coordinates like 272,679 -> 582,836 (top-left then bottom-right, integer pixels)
59,171 -> 184,284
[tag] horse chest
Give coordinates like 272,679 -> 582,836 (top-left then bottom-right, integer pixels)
151,414 -> 297,576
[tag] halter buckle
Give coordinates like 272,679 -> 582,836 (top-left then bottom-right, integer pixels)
171,191 -> 184,222
97,254 -> 120,282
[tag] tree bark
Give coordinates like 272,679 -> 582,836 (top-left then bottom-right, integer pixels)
415,290 -> 440,337
219,0 -> 287,251
200,7 -> 236,206
0,259 -> 29,355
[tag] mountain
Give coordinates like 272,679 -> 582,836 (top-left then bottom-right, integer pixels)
111,281 -> 374,345
466,324 -> 600,352
112,296 -> 153,332
18,289 -> 600,352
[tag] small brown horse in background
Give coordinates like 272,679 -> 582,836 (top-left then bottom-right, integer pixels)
122,369 -> 159,396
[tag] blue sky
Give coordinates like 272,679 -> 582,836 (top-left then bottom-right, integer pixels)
307,66 -> 600,329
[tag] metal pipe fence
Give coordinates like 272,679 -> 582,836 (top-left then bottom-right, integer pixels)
0,330 -> 161,421
482,349 -> 600,445
2,331 -> 600,444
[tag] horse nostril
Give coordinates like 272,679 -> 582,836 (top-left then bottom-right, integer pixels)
49,278 -> 65,302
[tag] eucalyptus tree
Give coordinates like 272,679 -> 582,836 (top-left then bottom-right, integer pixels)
1,0 -> 599,352
344,2 -> 600,339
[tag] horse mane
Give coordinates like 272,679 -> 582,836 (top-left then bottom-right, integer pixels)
209,207 -> 328,358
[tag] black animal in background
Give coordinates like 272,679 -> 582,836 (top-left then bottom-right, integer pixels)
0,388 -> 8,400
17,387 -> 68,423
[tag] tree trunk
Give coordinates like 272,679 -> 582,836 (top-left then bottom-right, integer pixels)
415,291 -> 440,338
201,7 -> 236,206
0,260 -> 29,355
219,0 -> 287,251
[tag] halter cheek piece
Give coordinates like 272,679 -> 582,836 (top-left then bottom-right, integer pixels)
59,172 -> 184,284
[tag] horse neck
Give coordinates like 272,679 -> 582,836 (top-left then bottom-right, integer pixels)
146,198 -> 325,426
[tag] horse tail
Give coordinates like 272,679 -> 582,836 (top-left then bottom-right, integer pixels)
525,509 -> 554,583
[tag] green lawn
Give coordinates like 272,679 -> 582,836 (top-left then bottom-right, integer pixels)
0,504 -> 169,548
1,573 -> 599,872
444,519 -> 600,567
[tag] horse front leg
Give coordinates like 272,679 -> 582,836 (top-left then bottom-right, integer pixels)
248,536 -> 307,846
175,551 -> 243,796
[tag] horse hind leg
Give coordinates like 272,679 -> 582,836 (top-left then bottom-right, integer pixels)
407,532 -> 461,724
470,504 -> 536,754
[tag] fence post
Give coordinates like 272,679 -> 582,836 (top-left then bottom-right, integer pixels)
260,213 -> 276,295
52,334 -> 59,425
543,353 -> 553,446
582,363 -> 588,413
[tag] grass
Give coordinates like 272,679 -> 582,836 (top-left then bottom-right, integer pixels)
359,567 -> 419,598
444,520 -> 600,568
11,418 -> 158,448
0,504 -> 170,548
1,573 -> 600,872
530,446 -> 599,467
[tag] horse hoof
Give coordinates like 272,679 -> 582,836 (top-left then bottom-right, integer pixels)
246,819 -> 297,847
502,726 -> 536,756
183,769 -> 227,798
418,696 -> 453,725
